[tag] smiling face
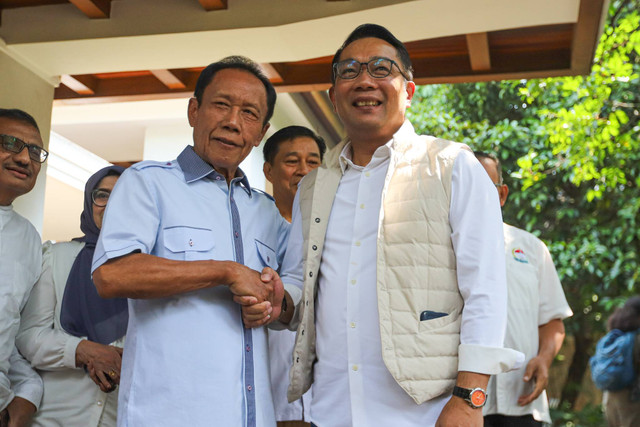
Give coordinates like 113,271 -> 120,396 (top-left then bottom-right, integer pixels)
188,68 -> 270,182
92,174 -> 119,229
0,117 -> 43,206
263,136 -> 322,221
329,37 -> 415,148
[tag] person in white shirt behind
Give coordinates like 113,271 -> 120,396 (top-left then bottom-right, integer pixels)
475,151 -> 573,427
0,108 -> 47,427
263,125 -> 326,427
240,24 -> 523,427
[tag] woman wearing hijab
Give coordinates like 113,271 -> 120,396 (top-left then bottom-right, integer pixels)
15,166 -> 128,427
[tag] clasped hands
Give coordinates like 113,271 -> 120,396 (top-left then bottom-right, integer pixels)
228,264 -> 284,328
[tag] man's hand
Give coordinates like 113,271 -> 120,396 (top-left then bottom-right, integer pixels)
436,394 -> 482,427
227,264 -> 280,304
233,268 -> 285,328
518,355 -> 548,405
2,396 -> 36,427
76,340 -> 123,393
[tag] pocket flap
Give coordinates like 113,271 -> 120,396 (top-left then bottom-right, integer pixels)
164,226 -> 215,253
255,239 -> 278,270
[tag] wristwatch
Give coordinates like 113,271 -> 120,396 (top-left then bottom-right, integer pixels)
452,385 -> 487,409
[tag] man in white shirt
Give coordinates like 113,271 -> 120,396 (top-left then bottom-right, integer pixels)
0,108 -> 47,427
475,151 -> 573,427
242,24 -> 523,427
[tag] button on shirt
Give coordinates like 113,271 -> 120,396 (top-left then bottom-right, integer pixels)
483,223 -> 573,423
281,141 -> 509,427
92,146 -> 289,427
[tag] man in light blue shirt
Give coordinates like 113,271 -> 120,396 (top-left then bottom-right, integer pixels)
92,56 -> 295,427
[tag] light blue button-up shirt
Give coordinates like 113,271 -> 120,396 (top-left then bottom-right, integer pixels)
92,146 -> 289,427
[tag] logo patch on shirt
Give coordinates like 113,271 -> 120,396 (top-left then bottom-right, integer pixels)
512,248 -> 529,264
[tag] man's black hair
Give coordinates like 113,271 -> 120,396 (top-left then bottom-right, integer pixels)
193,56 -> 277,125
0,108 -> 40,133
474,151 -> 503,185
331,23 -> 414,84
263,126 -> 326,164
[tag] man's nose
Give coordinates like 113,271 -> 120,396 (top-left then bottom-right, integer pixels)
13,145 -> 32,165
222,107 -> 241,131
297,161 -> 313,176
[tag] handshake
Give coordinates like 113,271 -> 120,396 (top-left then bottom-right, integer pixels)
227,264 -> 292,328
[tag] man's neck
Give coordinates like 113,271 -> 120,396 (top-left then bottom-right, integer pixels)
275,199 -> 293,223
349,136 -> 392,167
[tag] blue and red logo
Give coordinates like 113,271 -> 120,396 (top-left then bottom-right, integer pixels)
512,248 -> 529,264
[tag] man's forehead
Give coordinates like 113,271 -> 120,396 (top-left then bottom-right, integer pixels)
0,117 -> 42,146
339,37 -> 399,61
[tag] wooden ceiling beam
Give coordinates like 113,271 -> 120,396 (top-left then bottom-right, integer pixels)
260,63 -> 283,84
571,0 -> 607,74
150,69 -> 186,90
60,74 -> 96,95
197,0 -> 227,11
68,0 -> 111,18
465,32 -> 491,71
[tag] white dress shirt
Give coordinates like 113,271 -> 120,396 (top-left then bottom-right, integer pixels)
283,140 -> 508,427
0,204 -> 43,411
483,223 -> 573,423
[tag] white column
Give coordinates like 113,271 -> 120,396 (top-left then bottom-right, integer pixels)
0,49 -> 56,236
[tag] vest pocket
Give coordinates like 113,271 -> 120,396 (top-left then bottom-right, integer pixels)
418,307 -> 461,332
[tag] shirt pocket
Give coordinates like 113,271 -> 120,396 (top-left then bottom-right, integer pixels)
163,226 -> 215,261
255,239 -> 278,271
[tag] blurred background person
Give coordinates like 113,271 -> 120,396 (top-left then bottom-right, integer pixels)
263,126 -> 325,223
16,166 -> 127,427
475,151 -> 572,427
263,126 -> 325,427
602,296 -> 640,427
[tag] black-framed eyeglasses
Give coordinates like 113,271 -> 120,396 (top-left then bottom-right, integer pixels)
0,134 -> 49,163
91,189 -> 111,207
333,57 -> 410,81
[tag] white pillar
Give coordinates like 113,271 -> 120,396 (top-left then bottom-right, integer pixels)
0,49 -> 56,236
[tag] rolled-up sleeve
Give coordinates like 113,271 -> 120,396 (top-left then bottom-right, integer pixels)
450,150 -> 524,374
271,191 -> 304,331
92,167 -> 161,273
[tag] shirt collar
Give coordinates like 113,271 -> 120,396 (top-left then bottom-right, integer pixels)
177,146 -> 252,196
338,136 -> 394,174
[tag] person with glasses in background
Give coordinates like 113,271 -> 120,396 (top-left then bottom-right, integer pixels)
16,166 -> 127,427
0,108 -> 47,427
240,24 -> 523,427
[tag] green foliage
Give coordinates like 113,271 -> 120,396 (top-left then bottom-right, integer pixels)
407,0 -> 639,423
551,402 -> 604,427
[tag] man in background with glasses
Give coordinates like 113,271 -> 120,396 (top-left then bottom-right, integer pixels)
243,24 -> 524,426
0,108 -> 47,427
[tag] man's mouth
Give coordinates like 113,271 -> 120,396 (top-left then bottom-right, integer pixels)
212,137 -> 240,148
354,100 -> 382,107
5,165 -> 30,179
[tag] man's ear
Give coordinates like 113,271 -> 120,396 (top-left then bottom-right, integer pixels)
329,86 -> 337,112
263,162 -> 273,183
405,81 -> 416,107
187,98 -> 199,127
256,123 -> 270,147
499,184 -> 509,207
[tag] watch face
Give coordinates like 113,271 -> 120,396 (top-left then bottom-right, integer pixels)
470,389 -> 486,407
